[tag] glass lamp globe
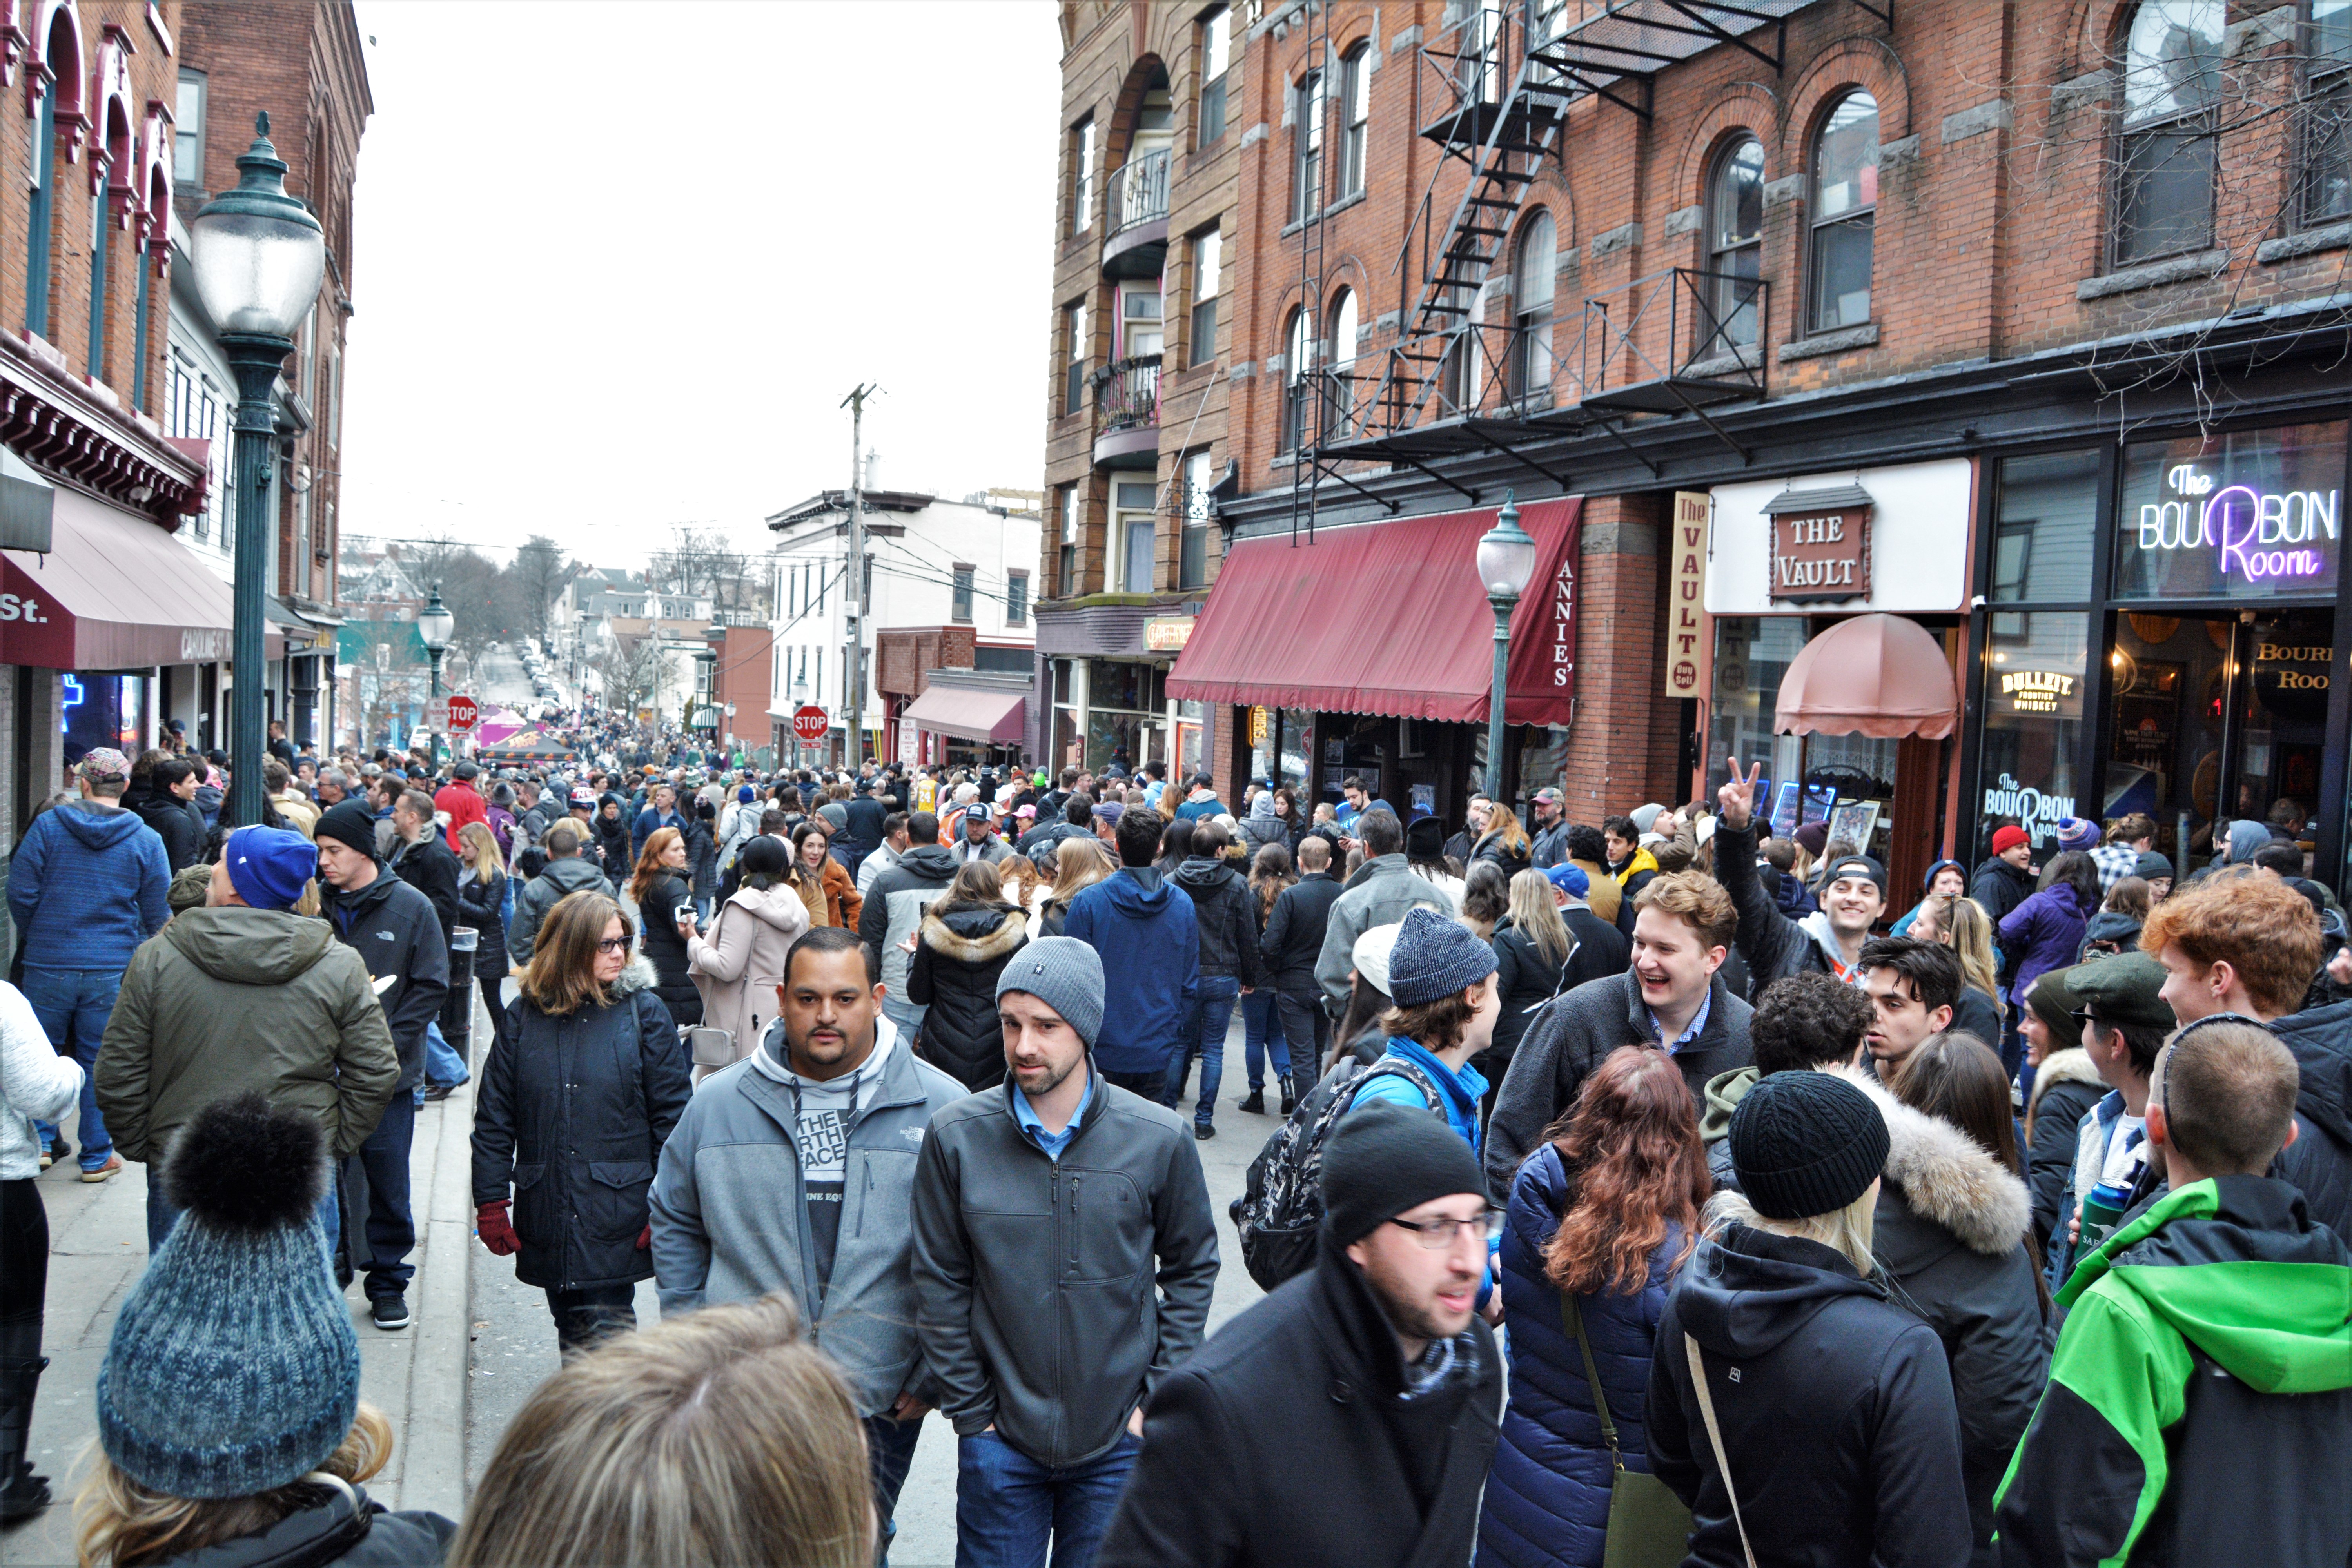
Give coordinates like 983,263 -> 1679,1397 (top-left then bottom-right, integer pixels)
1476,494 -> 1539,601
189,113 -> 326,338
417,586 -> 455,653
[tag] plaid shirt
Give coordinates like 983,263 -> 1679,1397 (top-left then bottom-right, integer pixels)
2090,842 -> 2141,895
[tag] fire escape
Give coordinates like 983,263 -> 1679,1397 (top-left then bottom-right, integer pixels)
1303,0 -> 1840,508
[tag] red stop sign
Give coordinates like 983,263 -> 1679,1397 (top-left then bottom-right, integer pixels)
446,694 -> 479,732
792,705 -> 829,742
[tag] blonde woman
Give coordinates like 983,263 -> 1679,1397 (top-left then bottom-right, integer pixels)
1939,895 -> 2007,1050
457,820 -> 512,1062
1036,836 -> 1114,937
1486,868 -> 1588,1070
450,1294 -> 871,1568
473,892 -> 692,1352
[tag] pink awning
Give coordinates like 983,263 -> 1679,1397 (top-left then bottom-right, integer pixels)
0,489 -> 280,669
1775,613 -> 1958,739
904,684 -> 1025,742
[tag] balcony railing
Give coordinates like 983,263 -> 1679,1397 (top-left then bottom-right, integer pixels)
1092,353 -> 1161,434
1108,148 -> 1171,236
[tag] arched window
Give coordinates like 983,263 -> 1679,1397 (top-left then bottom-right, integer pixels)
1282,307 -> 1311,451
1510,211 -> 1555,400
1707,136 -> 1765,350
1338,44 -> 1371,198
27,11 -> 80,341
1329,287 -> 1359,436
2116,0 -> 2223,264
1294,71 -> 1325,221
1807,91 -> 1878,332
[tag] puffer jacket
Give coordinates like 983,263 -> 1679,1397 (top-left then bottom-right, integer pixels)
1478,1141 -> 1683,1568
1170,855 -> 1261,985
688,882 -> 810,1071
2023,1047 -> 2104,1254
1832,1066 -> 2050,1555
135,1485 -> 454,1568
472,955 -> 693,1291
591,798 -> 633,883
1997,884 -> 2094,1008
507,855 -> 615,965
636,868 -> 703,1027
907,902 -> 1030,1091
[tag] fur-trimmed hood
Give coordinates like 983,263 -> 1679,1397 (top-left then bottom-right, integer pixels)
919,904 -> 1029,963
1829,1065 -> 2029,1256
2025,1046 -> 2103,1128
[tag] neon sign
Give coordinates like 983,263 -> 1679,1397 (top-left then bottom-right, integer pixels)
1999,670 -> 2075,713
2138,463 -> 2337,582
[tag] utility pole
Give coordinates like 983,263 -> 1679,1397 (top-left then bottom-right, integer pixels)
840,383 -> 879,770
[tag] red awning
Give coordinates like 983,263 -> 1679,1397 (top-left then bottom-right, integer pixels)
904,684 -> 1027,743
0,490 -> 278,670
1167,498 -> 1583,724
1775,613 -> 1958,739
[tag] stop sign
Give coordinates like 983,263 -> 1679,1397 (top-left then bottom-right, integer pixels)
445,694 -> 479,732
792,704 -> 829,742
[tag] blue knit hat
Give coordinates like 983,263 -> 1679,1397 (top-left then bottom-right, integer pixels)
996,935 -> 1105,1049
1387,905 -> 1498,1006
96,1094 -> 360,1499
223,826 -> 317,911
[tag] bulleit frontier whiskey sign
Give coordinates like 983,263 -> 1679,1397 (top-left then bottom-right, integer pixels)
1764,484 -> 1873,604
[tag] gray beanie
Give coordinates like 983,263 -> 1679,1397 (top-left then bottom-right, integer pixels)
996,935 -> 1105,1049
1387,905 -> 1498,1007
97,1094 -> 360,1499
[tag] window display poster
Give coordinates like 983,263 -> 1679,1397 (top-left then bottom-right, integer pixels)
1767,780 -> 1798,838
1827,800 -> 1880,851
2115,422 -> 2346,601
1410,783 -> 1435,818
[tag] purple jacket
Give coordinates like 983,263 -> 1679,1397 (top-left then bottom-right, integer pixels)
1997,884 -> 2092,1007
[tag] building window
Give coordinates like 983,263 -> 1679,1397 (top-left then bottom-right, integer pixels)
1071,115 -> 1097,234
2115,1 -> 2223,265
1181,450 -> 1213,589
27,63 -> 60,339
1120,281 -> 1163,359
1198,5 -> 1230,147
1807,91 -> 1878,332
1116,479 -> 1156,593
1059,485 -> 1082,595
1007,572 -> 1029,625
952,564 -> 975,623
1328,287 -> 1359,437
2303,1 -> 2352,223
1439,279 -> 1491,414
1707,135 -> 1765,350
1188,225 -> 1221,368
1339,45 -> 1370,198
1281,308 -> 1312,452
1063,300 -> 1087,414
1510,211 -> 1555,401
174,69 -> 205,189
1294,71 -> 1325,222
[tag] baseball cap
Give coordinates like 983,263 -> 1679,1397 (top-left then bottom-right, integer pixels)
1822,853 -> 1887,896
570,787 -> 597,808
1544,863 -> 1590,899
1532,787 -> 1562,806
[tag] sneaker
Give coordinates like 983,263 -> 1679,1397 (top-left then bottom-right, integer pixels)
1239,1091 -> 1265,1115
79,1154 -> 122,1183
1194,1123 -> 1216,1141
370,1295 -> 412,1332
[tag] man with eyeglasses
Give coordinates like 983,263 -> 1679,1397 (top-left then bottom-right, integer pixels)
1100,1100 -> 1503,1568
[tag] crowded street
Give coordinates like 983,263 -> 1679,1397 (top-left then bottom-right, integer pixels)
9,2 -> 2352,1567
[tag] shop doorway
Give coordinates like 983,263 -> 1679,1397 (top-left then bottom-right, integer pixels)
2105,608 -> 2332,866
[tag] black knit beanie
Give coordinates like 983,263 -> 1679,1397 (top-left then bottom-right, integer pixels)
1321,1101 -> 1486,1246
1727,1072 -> 1888,1220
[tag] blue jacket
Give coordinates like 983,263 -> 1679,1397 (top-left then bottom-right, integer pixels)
1063,866 -> 1198,1076
7,800 -> 169,973
1478,1142 -> 1681,1568
632,804 -> 679,862
1351,1035 -> 1487,1159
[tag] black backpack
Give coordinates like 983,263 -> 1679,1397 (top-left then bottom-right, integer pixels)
1228,1053 -> 1447,1292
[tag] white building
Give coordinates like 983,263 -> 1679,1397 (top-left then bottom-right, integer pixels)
765,484 -> 1042,767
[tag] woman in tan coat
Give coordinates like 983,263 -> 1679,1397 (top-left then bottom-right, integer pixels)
686,836 -> 810,1076
789,820 -> 862,930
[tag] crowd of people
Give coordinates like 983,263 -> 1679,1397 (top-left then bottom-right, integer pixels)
4,719 -> 2352,1568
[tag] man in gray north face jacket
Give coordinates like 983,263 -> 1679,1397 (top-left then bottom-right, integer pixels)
650,927 -> 964,1547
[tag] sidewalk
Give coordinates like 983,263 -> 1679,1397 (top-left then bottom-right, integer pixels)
2,1063 -> 481,1566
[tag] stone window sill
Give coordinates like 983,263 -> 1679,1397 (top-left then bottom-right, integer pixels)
2077,248 -> 2228,300
2257,223 -> 2352,264
1777,323 -> 1879,363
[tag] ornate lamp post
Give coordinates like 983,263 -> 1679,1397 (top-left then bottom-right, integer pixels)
188,113 -> 324,827
1474,492 -> 1539,803
417,582 -> 454,769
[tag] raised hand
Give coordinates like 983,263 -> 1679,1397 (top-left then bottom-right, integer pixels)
1716,759 -> 1764,831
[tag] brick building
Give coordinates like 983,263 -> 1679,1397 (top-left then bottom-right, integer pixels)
1047,0 -> 2352,893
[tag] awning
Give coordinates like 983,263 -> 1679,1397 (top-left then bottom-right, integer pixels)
1167,498 -> 1583,723
903,684 -> 1026,743
1775,613 -> 1958,740
0,489 -> 281,670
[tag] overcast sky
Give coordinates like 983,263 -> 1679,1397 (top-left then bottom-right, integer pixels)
335,2 -> 1062,572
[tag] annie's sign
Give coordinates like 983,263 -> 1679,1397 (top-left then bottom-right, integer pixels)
1764,484 -> 1873,604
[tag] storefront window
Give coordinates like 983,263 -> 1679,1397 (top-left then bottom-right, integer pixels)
63,673 -> 149,762
1977,612 -> 2087,846
1514,725 -> 1571,808
1088,659 -> 1163,714
1991,449 -> 2098,607
1705,617 -> 1807,802
1088,710 -> 1149,772
2114,421 -> 2346,601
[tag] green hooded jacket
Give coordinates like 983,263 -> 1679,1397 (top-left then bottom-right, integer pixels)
1991,1174 -> 2352,1566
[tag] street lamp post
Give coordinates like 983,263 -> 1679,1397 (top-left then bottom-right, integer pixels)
1475,492 -> 1539,804
188,113 -> 324,828
417,582 -> 454,771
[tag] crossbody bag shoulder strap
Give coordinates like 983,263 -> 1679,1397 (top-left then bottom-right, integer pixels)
1684,1334 -> 1758,1568
1559,1292 -> 1625,1470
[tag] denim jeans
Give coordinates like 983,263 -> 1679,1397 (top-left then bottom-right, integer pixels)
358,1089 -> 416,1301
955,1428 -> 1139,1568
866,1412 -> 925,1564
1163,975 -> 1240,1127
546,1283 -> 634,1354
1240,986 -> 1289,1093
1274,990 -> 1331,1102
422,1019 -> 468,1091
22,966 -> 121,1171
150,1177 -> 341,1261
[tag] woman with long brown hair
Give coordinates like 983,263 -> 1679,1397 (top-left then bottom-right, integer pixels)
1477,1045 -> 1710,1568
627,826 -> 702,1027
1240,843 -> 1296,1114
789,819 -> 861,930
472,892 -> 693,1353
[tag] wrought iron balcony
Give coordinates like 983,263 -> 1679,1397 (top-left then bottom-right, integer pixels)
1090,353 -> 1161,468
1102,148 -> 1171,278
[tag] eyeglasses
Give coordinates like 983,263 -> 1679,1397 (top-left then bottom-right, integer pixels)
1387,1210 -> 1504,1250
595,937 -> 631,955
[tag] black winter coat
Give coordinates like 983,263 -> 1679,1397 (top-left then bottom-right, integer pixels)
1100,1233 -> 1503,1568
325,867 -> 449,1092
1259,871 -> 1343,992
2269,999 -> 2352,1240
592,799 -> 633,883
2023,1047 -> 2104,1254
1488,916 -> 1626,1066
1647,1220 -> 1972,1568
1563,906 -> 1632,978
456,867 -> 510,980
1969,856 -> 2036,948
389,830 -> 463,951
134,792 -> 207,873
906,902 -> 1030,1091
141,1486 -> 453,1567
682,816 -> 720,902
472,955 -> 692,1291
635,869 -> 702,1027
1170,855 -> 1261,985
